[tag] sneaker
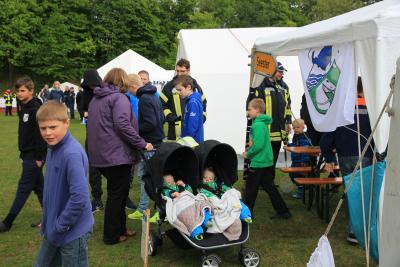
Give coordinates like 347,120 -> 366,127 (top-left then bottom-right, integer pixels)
270,212 -> 292,220
125,197 -> 137,210
30,221 -> 42,228
128,210 -> 144,220
347,233 -> 358,244
292,192 -> 304,199
149,211 -> 160,224
0,221 -> 10,233
91,199 -> 104,213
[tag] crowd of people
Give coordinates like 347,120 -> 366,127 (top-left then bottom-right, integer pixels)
0,57 -> 374,265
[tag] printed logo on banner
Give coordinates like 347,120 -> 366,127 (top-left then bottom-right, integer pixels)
299,42 -> 356,132
306,46 -> 341,115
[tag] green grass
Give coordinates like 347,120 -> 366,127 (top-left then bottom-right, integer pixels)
0,115 -> 376,266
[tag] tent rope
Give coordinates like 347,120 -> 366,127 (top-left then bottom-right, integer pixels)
324,85 -> 394,237
227,29 -> 250,54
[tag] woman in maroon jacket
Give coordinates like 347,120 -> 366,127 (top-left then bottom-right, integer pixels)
87,68 -> 153,245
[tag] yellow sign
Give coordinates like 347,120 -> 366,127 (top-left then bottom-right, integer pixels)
253,51 -> 276,77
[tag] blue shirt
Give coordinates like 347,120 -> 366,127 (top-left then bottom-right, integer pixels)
41,132 -> 93,246
126,92 -> 139,121
182,92 -> 204,142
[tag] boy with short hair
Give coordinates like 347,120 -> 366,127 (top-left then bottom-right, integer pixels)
33,101 -> 93,266
0,76 -> 47,232
243,99 -> 291,219
288,119 -> 312,199
174,75 -> 204,142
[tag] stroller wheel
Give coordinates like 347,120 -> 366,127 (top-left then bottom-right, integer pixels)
148,231 -> 157,256
201,253 -> 222,267
239,247 -> 260,267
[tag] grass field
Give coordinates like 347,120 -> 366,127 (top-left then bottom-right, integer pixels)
0,115 -> 376,266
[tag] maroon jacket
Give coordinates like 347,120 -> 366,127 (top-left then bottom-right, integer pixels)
87,83 -> 146,167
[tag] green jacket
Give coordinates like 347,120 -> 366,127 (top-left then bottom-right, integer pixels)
162,181 -> 192,198
199,180 -> 231,198
247,114 -> 274,168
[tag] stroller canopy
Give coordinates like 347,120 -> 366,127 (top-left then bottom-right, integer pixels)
147,142 -> 199,190
195,140 -> 238,186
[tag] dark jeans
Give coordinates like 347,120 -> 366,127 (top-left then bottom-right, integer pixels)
98,164 -> 131,244
3,159 -> 43,227
89,166 -> 103,201
271,141 -> 282,180
33,232 -> 91,267
289,162 -> 308,184
85,138 -> 103,201
5,106 -> 12,116
244,166 -> 289,216
78,109 -> 84,121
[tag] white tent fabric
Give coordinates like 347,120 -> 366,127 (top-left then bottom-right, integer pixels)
254,0 -> 400,153
177,28 -> 303,154
97,49 -> 173,85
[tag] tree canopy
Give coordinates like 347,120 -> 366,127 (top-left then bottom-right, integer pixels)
0,0 -> 380,88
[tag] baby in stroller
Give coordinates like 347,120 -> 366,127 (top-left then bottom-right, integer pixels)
162,174 -> 212,240
199,168 -> 252,223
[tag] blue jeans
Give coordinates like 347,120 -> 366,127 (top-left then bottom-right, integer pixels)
338,156 -> 372,235
33,232 -> 91,267
137,151 -> 155,212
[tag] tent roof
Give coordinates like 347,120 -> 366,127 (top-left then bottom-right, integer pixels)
255,0 -> 400,55
97,49 -> 171,81
178,27 -> 295,74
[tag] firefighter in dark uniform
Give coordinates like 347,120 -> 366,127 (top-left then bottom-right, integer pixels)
254,62 -> 292,179
160,58 -> 207,140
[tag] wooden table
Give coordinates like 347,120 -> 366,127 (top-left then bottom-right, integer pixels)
283,146 -> 321,157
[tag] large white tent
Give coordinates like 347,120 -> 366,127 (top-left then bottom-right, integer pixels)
177,27 -> 302,154
254,0 -> 400,265
97,49 -> 173,89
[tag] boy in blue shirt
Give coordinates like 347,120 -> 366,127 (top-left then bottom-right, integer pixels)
33,101 -> 93,267
174,75 -> 204,142
288,119 -> 312,199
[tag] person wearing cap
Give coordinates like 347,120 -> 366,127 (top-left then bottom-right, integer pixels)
253,61 -> 292,180
3,89 -> 13,116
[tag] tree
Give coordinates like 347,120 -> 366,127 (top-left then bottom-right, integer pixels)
0,0 -> 42,84
308,0 -> 363,22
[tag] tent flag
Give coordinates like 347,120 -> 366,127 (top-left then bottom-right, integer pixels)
307,235 -> 335,267
299,42 -> 356,132
344,161 -> 385,263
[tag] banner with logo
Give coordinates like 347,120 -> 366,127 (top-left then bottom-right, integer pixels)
299,43 -> 357,132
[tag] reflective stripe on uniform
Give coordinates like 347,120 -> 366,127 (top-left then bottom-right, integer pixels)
164,109 -> 172,117
264,89 -> 272,131
270,136 -> 282,142
203,111 -> 207,118
201,95 -> 206,101
284,90 -> 291,117
160,92 -> 168,103
173,93 -> 182,139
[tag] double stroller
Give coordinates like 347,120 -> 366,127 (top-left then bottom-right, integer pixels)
142,140 -> 260,267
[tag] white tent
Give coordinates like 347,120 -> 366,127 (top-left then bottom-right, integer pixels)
177,27 -> 302,154
60,82 -> 79,93
254,0 -> 400,265
97,49 -> 173,88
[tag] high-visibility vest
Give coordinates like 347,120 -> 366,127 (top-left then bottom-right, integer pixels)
3,94 -> 12,107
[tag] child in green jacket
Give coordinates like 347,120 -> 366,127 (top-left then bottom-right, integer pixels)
243,98 -> 291,219
199,168 -> 252,223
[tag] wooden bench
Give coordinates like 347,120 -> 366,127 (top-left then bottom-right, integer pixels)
294,177 -> 343,222
280,166 -> 340,174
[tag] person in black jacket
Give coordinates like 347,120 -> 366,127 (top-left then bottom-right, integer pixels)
126,74 -> 164,222
76,87 -> 84,122
81,69 -> 105,212
0,76 -> 47,232
160,58 -> 207,140
320,77 -> 374,244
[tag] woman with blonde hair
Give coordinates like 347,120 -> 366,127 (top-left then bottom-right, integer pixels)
87,68 -> 153,245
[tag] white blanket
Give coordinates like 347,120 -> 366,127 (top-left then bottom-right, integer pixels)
207,188 -> 242,241
164,191 -> 211,237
